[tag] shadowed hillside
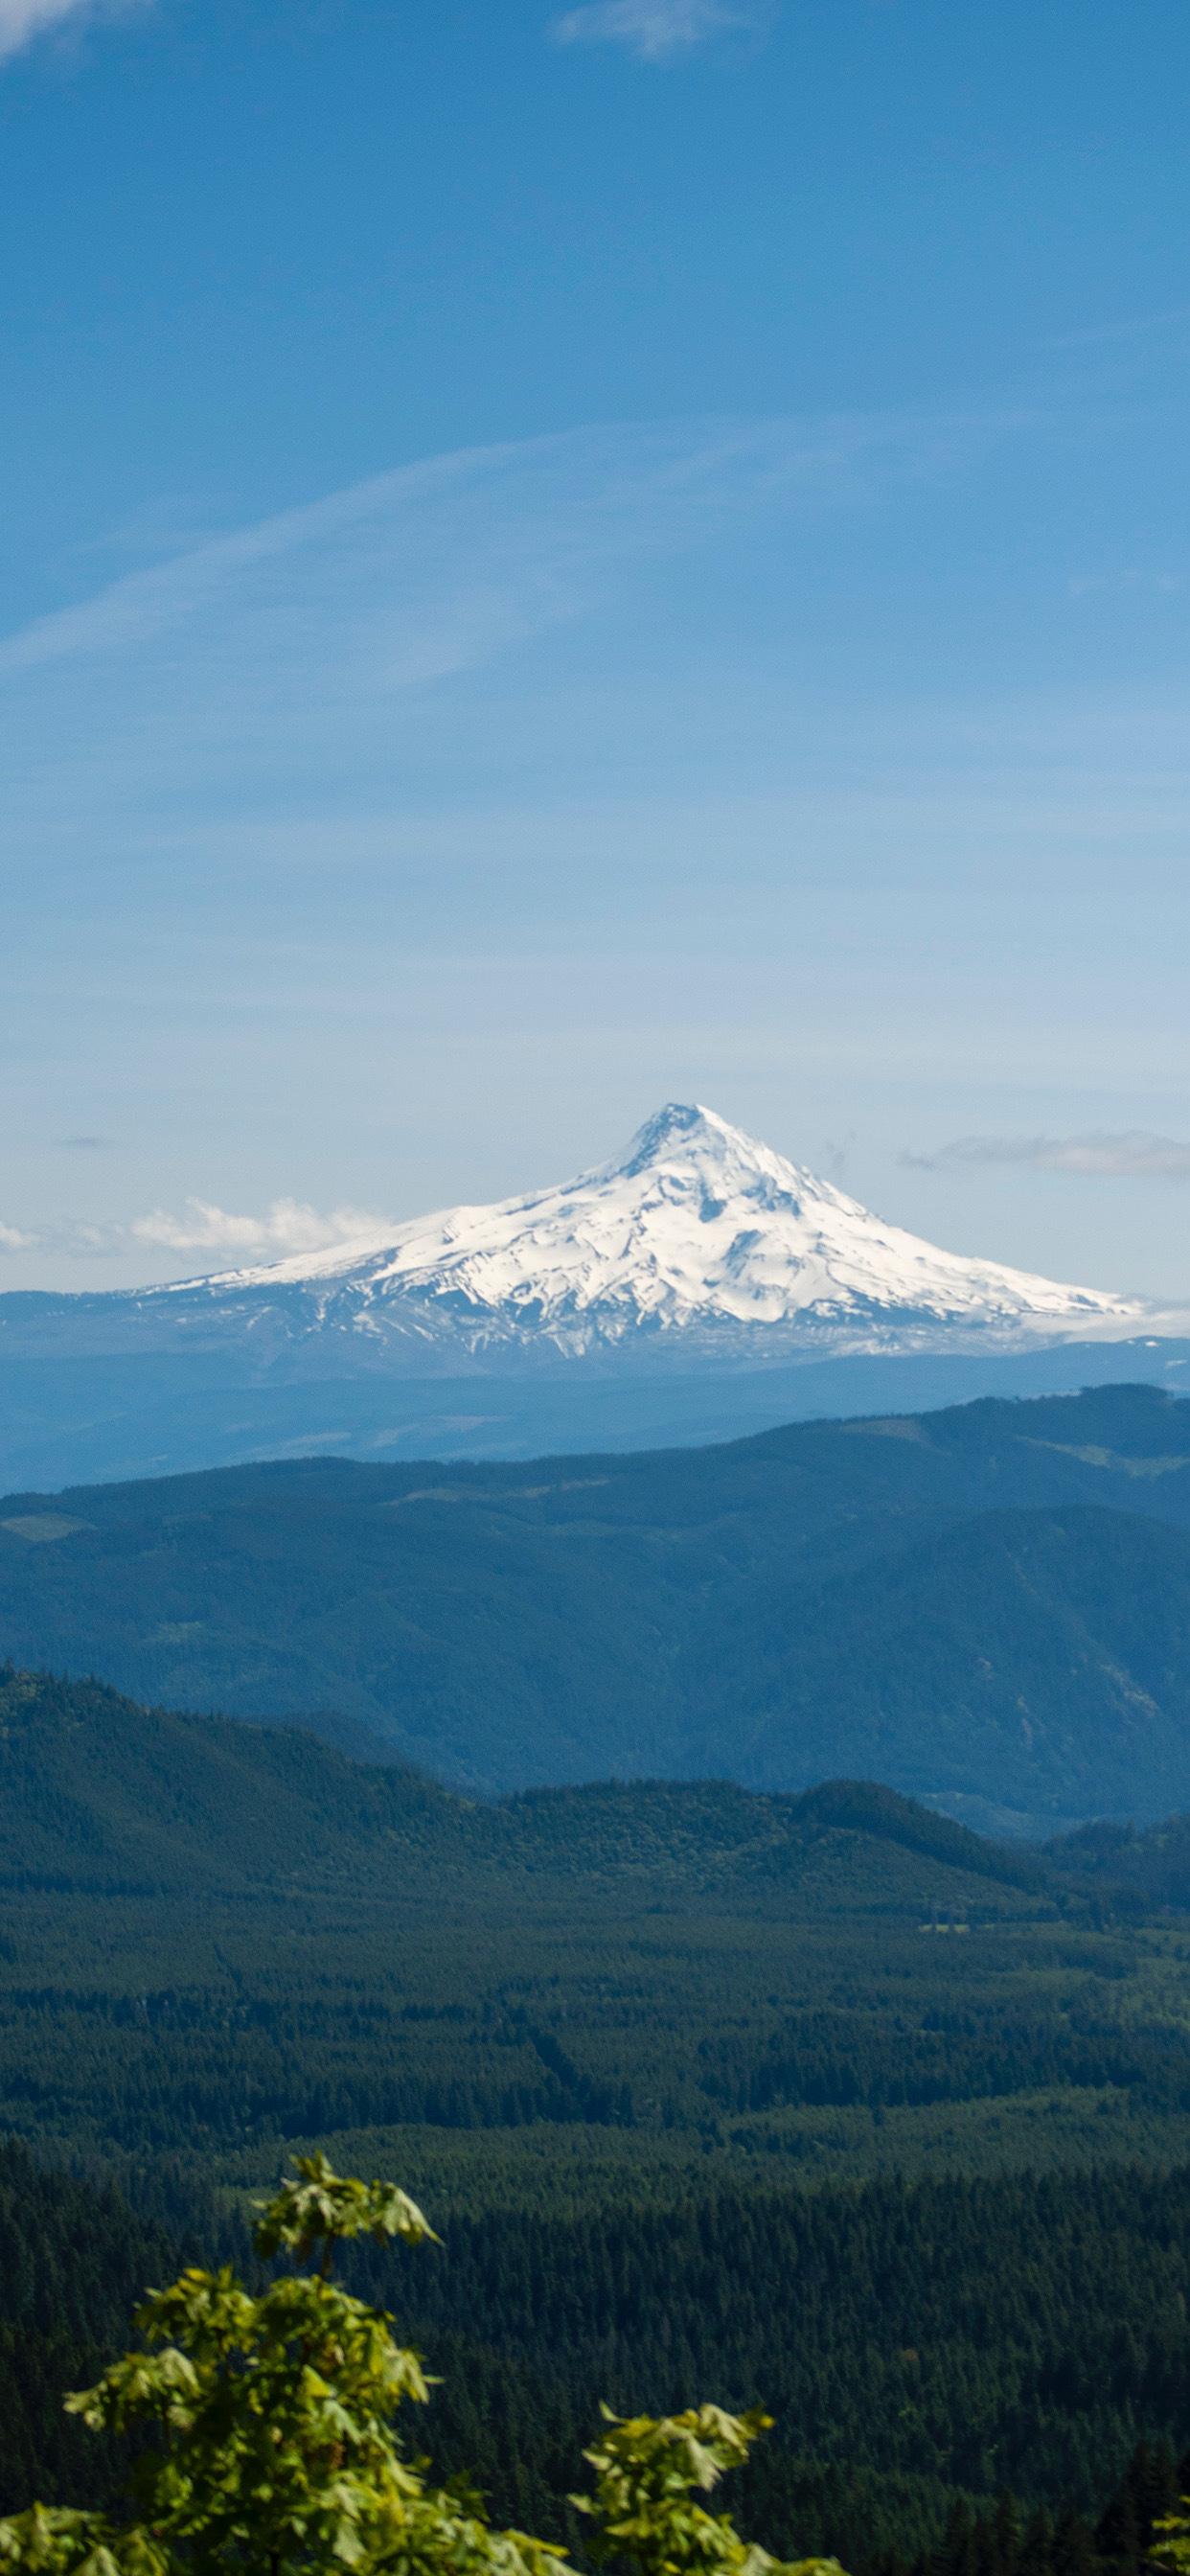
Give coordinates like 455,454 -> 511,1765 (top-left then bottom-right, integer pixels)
5,1386 -> 1190,1822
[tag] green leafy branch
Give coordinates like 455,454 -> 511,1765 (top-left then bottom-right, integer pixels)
0,2158 -> 844,2576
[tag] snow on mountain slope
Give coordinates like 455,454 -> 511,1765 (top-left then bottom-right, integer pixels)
147,1101 -> 1140,1359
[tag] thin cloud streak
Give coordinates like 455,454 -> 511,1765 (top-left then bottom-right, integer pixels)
0,405 -> 1020,686
0,402 -> 1039,932
549,0 -> 763,58
1044,304 -> 1190,354
1068,569 -> 1181,597
904,1132 -> 1190,1180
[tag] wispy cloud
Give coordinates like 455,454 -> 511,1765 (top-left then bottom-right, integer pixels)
0,407 -> 1013,695
1068,569 -> 1181,597
1044,304 -> 1190,353
0,1220 -> 37,1251
0,0 -> 144,64
904,1132 -> 1190,1180
0,403 -> 1026,972
549,0 -> 764,61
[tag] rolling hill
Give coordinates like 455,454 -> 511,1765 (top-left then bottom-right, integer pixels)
0,1667 -> 1036,1910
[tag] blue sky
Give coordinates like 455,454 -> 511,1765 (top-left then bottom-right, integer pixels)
2,0 -> 1189,1295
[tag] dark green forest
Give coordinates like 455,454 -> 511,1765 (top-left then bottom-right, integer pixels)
6,1374 -> 1190,2576
11,2138 -> 1190,2576
384,2165 -> 1190,2558
6,1660 -> 1190,2570
9,1664 -> 1190,2184
5,1384 -> 1190,1821
0,2142 -> 179,2513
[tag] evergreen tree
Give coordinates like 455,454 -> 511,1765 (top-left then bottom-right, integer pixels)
0,2159 -> 842,2576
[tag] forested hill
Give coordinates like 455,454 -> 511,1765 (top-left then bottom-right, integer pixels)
0,1667 -> 1039,1907
4,1384 -> 1190,1823
18,1656 -> 1190,1916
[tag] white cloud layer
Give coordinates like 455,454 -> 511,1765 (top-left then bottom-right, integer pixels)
904,1132 -> 1190,1180
128,1196 -> 382,1257
549,0 -> 759,60
0,1200 -> 385,1264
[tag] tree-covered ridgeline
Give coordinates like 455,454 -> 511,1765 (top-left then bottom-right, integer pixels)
6,1382 -> 1190,1819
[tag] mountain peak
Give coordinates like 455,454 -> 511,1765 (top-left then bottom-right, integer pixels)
611,1101 -> 755,1178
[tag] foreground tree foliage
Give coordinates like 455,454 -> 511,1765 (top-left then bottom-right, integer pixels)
0,2156 -> 840,2576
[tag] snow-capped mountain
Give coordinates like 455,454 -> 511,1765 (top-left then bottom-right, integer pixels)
1,1104 -> 1170,1485
138,1100 -> 1138,1362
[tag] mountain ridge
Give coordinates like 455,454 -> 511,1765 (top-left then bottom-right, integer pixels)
6,1383 -> 1190,1826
